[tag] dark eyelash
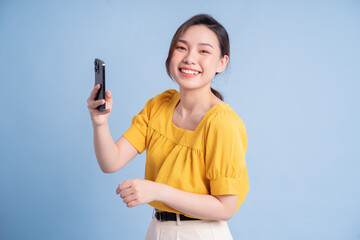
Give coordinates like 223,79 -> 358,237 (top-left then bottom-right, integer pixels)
176,47 -> 209,54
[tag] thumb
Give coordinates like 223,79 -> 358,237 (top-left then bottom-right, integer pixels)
105,90 -> 112,102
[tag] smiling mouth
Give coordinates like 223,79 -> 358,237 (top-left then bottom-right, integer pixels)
179,68 -> 201,75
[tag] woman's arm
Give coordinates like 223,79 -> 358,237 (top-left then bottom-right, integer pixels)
88,86 -> 138,173
93,124 -> 138,173
116,179 -> 238,221
157,183 -> 238,221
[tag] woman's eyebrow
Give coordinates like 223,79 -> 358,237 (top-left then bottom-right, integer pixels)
178,39 -> 214,49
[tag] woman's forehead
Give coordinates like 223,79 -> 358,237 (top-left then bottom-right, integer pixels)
179,25 -> 218,46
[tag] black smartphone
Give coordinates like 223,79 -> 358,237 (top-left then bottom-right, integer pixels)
94,58 -> 106,112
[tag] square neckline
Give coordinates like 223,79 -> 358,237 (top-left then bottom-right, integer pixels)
170,91 -> 226,133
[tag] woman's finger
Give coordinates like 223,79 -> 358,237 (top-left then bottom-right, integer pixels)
116,185 -> 121,195
105,90 -> 112,102
126,199 -> 139,208
120,188 -> 134,199
105,91 -> 113,110
118,180 -> 133,192
88,99 -> 105,109
116,183 -> 130,194
123,194 -> 137,204
89,84 -> 101,101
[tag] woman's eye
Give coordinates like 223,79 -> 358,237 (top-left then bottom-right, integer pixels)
200,50 -> 209,54
176,46 -> 186,50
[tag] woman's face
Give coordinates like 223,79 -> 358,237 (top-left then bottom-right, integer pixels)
169,25 -> 228,91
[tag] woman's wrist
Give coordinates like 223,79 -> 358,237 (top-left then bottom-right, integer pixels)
92,120 -> 108,129
154,182 -> 166,202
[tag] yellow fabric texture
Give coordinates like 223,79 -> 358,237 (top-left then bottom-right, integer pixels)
123,89 -> 249,219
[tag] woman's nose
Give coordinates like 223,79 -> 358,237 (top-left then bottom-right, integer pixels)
182,50 -> 197,65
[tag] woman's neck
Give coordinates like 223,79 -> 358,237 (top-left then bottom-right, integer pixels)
176,87 -> 223,118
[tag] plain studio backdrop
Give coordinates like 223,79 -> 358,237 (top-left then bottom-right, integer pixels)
0,0 -> 359,239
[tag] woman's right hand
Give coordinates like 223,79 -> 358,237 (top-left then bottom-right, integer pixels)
87,84 -> 113,127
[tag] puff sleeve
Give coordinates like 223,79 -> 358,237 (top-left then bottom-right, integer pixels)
122,96 -> 156,154
205,110 -> 248,196
122,89 -> 176,154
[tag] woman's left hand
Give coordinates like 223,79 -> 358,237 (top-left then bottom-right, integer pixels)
116,179 -> 160,207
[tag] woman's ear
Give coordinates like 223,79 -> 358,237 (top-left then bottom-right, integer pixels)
216,55 -> 229,74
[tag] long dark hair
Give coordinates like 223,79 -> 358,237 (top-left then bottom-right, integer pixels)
165,14 -> 230,101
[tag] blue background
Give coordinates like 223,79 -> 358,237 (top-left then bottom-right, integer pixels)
1,0 -> 359,239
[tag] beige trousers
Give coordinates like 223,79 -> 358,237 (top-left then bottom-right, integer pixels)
145,213 -> 233,240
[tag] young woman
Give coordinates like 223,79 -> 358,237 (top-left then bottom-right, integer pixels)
87,14 -> 249,240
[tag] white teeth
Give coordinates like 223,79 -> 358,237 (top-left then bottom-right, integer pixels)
180,68 -> 200,75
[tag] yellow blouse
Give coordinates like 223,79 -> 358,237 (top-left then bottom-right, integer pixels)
123,89 -> 249,219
